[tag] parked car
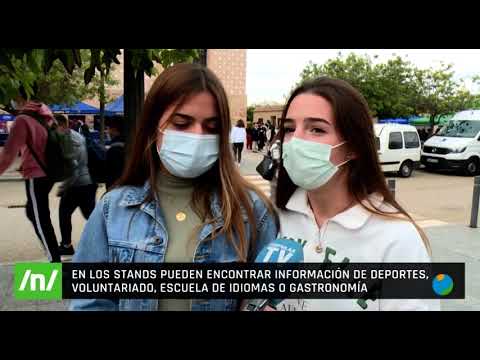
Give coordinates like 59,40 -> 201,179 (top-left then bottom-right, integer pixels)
421,110 -> 480,176
374,123 -> 421,177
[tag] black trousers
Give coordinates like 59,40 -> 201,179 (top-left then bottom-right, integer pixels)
59,184 -> 97,246
232,143 -> 244,163
25,177 -> 60,263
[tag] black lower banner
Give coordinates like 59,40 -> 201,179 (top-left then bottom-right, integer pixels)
61,263 -> 464,300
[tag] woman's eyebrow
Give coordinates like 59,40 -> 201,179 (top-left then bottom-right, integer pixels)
172,113 -> 195,121
305,117 -> 331,125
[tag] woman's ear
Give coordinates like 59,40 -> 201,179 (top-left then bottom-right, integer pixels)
346,149 -> 358,160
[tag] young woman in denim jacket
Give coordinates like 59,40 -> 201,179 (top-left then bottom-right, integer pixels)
70,63 -> 278,311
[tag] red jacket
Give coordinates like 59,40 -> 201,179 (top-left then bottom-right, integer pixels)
0,102 -> 54,179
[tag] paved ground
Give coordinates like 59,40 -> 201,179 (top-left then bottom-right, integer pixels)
383,168 -> 476,225
1,148 -> 479,310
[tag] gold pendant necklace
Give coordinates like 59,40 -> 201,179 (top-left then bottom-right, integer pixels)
176,211 -> 187,222
160,192 -> 191,223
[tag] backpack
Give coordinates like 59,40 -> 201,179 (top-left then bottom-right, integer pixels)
83,134 -> 108,183
23,111 -> 75,182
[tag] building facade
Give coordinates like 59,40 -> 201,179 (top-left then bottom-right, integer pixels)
85,49 -> 247,124
206,49 -> 247,122
253,104 -> 284,127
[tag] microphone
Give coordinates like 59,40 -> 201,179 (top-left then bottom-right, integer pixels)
242,237 -> 304,311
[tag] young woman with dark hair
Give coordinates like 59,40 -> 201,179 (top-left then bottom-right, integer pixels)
273,77 -> 439,311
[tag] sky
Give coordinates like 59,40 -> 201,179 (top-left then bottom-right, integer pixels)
246,49 -> 480,105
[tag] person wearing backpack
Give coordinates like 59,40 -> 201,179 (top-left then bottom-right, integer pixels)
104,117 -> 126,190
55,115 -> 97,256
0,97 -> 61,262
80,124 -> 108,186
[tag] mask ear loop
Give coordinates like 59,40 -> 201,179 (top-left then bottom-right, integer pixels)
337,158 -> 351,167
331,141 -> 347,149
332,141 -> 350,167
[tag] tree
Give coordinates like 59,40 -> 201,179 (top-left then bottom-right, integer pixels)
298,53 -> 419,119
247,105 -> 255,124
0,48 -> 201,148
0,48 -> 200,106
0,49 -> 117,109
412,64 -> 478,134
0,49 -> 84,107
297,53 -> 479,131
36,50 -> 117,106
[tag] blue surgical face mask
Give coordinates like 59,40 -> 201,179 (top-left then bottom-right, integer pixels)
157,129 -> 219,179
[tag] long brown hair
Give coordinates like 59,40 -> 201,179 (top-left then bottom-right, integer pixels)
276,77 -> 431,254
115,63 -> 276,261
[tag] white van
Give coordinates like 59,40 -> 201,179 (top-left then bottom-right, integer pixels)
374,123 -> 421,177
421,110 -> 480,176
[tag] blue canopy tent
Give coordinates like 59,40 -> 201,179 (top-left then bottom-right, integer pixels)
105,95 -> 124,115
49,101 -> 100,114
378,118 -> 409,125
0,114 -> 14,140
0,114 -> 15,122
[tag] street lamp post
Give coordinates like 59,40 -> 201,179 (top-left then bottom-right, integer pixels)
124,49 -> 145,152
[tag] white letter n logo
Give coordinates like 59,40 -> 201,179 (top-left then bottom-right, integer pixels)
14,263 -> 62,300
19,269 -> 58,291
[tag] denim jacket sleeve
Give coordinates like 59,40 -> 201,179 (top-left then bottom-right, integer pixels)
249,192 -> 279,260
69,192 -> 119,311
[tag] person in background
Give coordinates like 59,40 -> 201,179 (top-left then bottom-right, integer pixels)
257,122 -> 267,152
75,119 -> 84,133
266,121 -> 272,144
55,115 -> 97,256
0,93 -> 60,262
105,117 -> 126,190
251,123 -> 259,152
269,121 -> 276,144
230,119 -> 246,166
246,123 -> 253,150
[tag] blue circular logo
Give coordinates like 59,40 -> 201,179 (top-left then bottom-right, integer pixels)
432,274 -> 454,296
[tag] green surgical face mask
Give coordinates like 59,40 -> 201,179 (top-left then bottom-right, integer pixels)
282,137 -> 349,190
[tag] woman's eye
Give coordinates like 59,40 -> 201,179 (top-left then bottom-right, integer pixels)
204,125 -> 219,134
173,122 -> 190,129
284,128 -> 295,133
311,128 -> 325,134
205,121 -> 219,131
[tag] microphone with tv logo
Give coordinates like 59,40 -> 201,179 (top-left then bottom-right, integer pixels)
242,237 -> 304,311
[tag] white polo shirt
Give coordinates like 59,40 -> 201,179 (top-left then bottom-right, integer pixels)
277,188 -> 440,311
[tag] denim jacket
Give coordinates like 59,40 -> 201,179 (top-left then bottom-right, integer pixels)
69,181 -> 278,311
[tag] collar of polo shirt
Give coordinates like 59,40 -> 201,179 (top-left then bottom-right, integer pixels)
285,188 -> 388,230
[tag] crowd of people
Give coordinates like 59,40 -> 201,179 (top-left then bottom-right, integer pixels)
229,118 -> 278,167
0,97 -> 126,262
246,120 -> 276,153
